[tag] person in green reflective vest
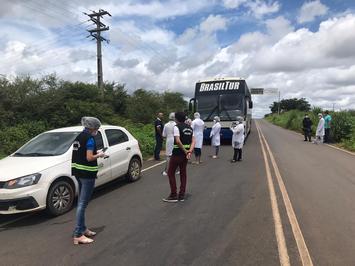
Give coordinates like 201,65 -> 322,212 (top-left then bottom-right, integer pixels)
72,117 -> 105,245
163,112 -> 195,202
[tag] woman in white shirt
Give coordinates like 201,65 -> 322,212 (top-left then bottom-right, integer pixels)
191,112 -> 205,164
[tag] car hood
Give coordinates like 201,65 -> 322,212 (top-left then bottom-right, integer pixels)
0,155 -> 69,181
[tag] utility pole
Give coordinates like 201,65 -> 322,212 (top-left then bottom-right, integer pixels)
85,9 -> 111,98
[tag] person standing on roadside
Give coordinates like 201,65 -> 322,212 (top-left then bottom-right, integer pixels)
191,112 -> 205,164
314,113 -> 325,144
302,113 -> 313,142
210,116 -> 221,159
72,117 -> 105,245
163,111 -> 195,202
324,110 -> 332,143
162,112 -> 176,176
154,112 -> 164,160
230,116 -> 244,163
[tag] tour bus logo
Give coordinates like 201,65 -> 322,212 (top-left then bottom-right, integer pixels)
199,81 -> 240,92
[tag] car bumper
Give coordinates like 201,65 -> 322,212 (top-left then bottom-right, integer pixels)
0,186 -> 47,214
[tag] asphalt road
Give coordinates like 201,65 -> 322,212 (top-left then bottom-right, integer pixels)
0,120 -> 354,266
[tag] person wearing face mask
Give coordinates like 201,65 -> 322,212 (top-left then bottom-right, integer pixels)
72,117 -> 105,245
210,116 -> 221,159
230,116 -> 244,163
191,112 -> 205,164
162,112 -> 176,176
302,113 -> 313,142
314,113 -> 325,144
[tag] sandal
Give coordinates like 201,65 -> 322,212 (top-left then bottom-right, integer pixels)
84,229 -> 97,237
73,235 -> 94,245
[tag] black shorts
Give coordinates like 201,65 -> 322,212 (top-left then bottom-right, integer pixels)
194,148 -> 201,156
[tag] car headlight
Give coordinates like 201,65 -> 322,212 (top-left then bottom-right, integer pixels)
4,173 -> 41,189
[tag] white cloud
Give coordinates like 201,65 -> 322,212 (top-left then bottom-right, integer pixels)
1,1 -> 355,116
298,0 -> 329,23
113,58 -> 140,68
200,15 -> 228,34
222,0 -> 247,9
247,0 -> 280,18
245,15 -> 355,73
87,0 -> 213,20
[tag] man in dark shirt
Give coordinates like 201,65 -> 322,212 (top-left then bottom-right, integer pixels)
154,112 -> 164,160
163,111 -> 195,202
302,113 -> 313,142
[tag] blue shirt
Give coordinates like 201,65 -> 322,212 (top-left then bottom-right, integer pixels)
324,115 -> 332,129
84,128 -> 95,151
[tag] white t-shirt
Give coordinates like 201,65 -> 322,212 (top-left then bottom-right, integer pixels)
174,126 -> 180,136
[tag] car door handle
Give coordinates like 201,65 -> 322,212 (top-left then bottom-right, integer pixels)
126,147 -> 131,150
104,155 -> 110,159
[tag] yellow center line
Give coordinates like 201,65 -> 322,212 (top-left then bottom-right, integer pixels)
257,121 -> 314,266
256,121 -> 290,266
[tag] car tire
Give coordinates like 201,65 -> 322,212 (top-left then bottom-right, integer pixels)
46,180 -> 75,216
127,157 -> 142,182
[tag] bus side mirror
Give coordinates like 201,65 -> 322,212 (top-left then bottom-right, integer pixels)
249,101 -> 253,109
189,98 -> 196,112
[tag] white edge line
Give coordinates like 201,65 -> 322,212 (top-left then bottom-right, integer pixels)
142,160 -> 166,172
0,213 -> 33,228
256,122 -> 290,266
258,121 -> 314,266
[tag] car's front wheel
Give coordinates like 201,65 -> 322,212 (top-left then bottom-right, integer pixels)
46,180 -> 74,216
127,157 -> 142,182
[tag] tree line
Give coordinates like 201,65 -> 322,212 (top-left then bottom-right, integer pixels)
0,75 -> 187,157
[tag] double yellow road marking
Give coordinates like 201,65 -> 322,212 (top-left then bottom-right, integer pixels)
256,121 -> 313,266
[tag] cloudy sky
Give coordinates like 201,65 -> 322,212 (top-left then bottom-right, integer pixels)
1,0 -> 355,117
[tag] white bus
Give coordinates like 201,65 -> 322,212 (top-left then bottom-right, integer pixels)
189,77 -> 253,142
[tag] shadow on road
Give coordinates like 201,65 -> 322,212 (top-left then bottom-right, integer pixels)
0,177 -> 130,231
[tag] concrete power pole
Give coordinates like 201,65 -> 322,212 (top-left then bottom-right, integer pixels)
85,9 -> 111,98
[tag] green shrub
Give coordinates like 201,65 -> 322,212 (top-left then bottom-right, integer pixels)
0,121 -> 50,155
0,126 -> 30,155
342,136 -> 355,152
331,112 -> 354,142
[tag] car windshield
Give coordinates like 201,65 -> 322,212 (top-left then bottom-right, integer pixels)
13,132 -> 79,156
197,94 -> 244,121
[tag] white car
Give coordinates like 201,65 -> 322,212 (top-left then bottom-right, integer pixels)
0,125 -> 143,216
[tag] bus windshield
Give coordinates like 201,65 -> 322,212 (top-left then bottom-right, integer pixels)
197,94 -> 244,121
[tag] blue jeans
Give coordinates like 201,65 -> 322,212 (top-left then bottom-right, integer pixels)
73,178 -> 95,237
